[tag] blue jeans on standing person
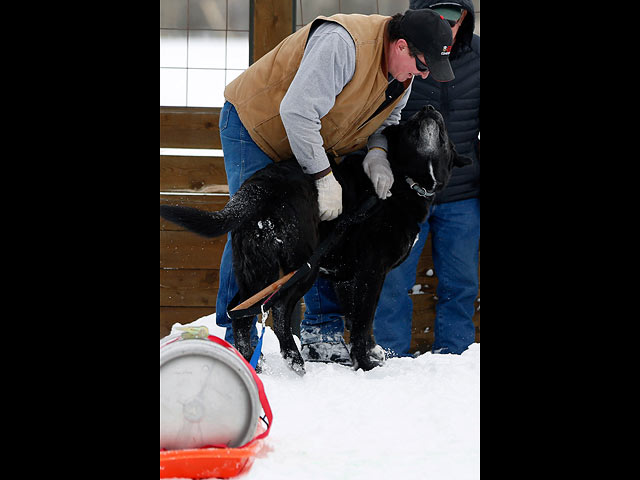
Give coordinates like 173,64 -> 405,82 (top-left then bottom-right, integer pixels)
375,197 -> 480,355
300,197 -> 480,356
216,101 -> 273,346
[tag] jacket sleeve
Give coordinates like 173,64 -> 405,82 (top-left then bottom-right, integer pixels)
279,22 -> 356,175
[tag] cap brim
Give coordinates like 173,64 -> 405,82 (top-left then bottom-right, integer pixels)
427,56 -> 455,82
432,6 -> 463,22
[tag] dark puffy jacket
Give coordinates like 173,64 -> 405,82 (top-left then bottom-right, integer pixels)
405,0 -> 480,204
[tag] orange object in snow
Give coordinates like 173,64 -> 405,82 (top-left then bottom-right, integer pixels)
160,434 -> 264,479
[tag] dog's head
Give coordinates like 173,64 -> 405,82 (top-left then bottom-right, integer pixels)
384,105 -> 472,195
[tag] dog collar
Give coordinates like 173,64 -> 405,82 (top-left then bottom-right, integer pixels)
405,176 -> 436,197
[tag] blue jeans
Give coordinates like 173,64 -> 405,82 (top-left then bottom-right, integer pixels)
300,276 -> 346,344
375,198 -> 480,355
301,198 -> 480,355
216,101 -> 273,345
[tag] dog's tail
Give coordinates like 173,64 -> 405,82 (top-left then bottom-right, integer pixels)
160,204 -> 235,238
160,184 -> 266,238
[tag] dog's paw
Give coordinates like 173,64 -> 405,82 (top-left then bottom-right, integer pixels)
351,345 -> 386,372
288,359 -> 306,376
351,356 -> 375,372
367,344 -> 386,364
283,350 -> 306,376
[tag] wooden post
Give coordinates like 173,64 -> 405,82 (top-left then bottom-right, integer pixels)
251,0 -> 295,63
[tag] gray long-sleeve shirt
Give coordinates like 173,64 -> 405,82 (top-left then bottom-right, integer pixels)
279,21 -> 411,175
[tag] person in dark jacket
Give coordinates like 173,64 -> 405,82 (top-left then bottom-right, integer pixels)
373,0 -> 480,356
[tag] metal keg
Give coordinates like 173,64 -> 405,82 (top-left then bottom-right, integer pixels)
160,333 -> 260,449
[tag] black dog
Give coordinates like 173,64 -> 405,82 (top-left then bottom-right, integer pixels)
160,105 -> 471,374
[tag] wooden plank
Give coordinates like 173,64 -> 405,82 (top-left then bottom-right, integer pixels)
160,231 -> 226,269
160,193 -> 228,209
160,107 -> 222,149
252,0 -> 294,62
160,156 -> 228,191
160,268 -> 219,307
161,307 -> 216,338
410,292 -> 437,350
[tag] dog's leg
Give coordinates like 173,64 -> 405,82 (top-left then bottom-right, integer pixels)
334,273 -> 386,371
269,264 -> 320,375
227,292 -> 255,364
229,258 -> 281,368
271,298 -> 306,376
231,315 -> 255,363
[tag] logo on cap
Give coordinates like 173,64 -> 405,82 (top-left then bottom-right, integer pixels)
441,45 -> 452,56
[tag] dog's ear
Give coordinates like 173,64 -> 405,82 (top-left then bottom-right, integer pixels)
449,140 -> 472,167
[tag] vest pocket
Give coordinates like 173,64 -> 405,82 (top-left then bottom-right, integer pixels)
253,114 -> 291,160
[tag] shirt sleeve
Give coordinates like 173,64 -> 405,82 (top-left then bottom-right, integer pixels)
279,22 -> 356,175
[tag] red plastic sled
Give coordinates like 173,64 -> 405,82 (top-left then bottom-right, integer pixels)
160,428 -> 265,479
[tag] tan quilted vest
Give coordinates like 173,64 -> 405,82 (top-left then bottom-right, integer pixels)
224,14 -> 410,161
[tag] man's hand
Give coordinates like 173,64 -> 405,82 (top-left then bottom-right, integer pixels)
363,147 -> 393,199
315,171 -> 342,221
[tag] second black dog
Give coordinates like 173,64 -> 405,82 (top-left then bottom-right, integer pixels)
160,105 -> 471,374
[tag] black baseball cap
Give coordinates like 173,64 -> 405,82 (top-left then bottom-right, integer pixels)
399,8 -> 454,82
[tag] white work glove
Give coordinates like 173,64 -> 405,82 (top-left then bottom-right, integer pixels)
363,147 -> 393,199
315,171 -> 343,221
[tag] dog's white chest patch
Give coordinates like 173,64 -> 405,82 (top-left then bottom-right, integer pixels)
428,161 -> 437,185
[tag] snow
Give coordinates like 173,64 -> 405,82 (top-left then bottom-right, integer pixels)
164,314 -> 480,480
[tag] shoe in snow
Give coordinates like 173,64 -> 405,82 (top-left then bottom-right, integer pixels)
301,340 -> 353,366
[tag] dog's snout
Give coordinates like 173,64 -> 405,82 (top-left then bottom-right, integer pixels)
427,105 -> 435,112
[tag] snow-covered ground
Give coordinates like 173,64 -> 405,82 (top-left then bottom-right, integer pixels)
163,313 -> 480,479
